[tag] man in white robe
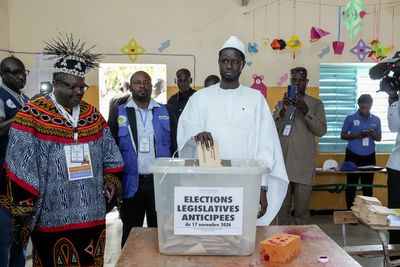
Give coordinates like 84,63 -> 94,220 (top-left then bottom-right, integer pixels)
177,36 -> 289,225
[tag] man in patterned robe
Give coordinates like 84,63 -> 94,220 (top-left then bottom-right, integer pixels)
4,34 -> 124,267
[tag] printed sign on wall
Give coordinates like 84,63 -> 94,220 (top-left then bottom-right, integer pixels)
174,187 -> 243,235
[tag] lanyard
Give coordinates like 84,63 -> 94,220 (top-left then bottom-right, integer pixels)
285,105 -> 297,126
49,93 -> 80,141
138,108 -> 148,133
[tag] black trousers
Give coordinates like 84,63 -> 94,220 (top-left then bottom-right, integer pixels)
387,168 -> 400,246
344,148 -> 376,210
120,174 -> 157,248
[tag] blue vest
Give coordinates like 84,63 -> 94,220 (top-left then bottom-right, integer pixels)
0,87 -> 29,165
118,104 -> 171,198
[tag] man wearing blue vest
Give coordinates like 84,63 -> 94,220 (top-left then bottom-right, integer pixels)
108,70 -> 177,247
0,56 -> 30,267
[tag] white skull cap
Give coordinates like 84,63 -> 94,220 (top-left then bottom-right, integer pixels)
219,36 -> 246,57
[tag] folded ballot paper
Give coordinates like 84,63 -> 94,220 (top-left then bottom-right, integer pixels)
197,140 -> 222,167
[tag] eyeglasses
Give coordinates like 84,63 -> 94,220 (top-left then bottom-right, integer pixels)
1,69 -> 30,77
54,79 -> 89,92
218,58 -> 243,66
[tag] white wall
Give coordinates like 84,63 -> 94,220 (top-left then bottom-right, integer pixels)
0,0 -> 9,58
3,0 -> 399,86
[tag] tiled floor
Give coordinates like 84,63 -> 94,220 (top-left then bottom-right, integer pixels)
26,211 -> 388,267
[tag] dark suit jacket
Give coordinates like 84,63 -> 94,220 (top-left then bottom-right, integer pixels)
108,96 -> 178,156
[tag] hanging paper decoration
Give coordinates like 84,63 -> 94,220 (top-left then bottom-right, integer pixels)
310,1 -> 330,42
310,27 -> 330,42
251,74 -> 268,98
276,73 -> 289,86
370,54 -> 379,63
270,39 -> 286,50
248,43 -> 259,55
288,0 -> 301,59
318,46 -> 330,58
333,6 -> 345,55
271,1 -> 285,52
120,38 -> 145,63
368,39 -> 386,61
385,45 -> 394,55
350,39 -> 371,62
158,40 -> 170,53
343,0 -> 365,39
287,36 -> 302,58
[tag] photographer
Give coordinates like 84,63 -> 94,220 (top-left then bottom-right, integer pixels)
386,88 -> 400,247
340,94 -> 381,210
370,51 -> 400,248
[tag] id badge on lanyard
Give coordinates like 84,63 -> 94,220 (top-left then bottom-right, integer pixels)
139,135 -> 151,153
138,108 -> 151,153
64,143 -> 94,180
362,137 -> 369,147
283,124 -> 292,136
283,106 -> 296,137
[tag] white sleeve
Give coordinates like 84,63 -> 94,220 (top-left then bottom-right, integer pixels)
388,101 -> 400,132
255,97 -> 289,226
177,94 -> 205,158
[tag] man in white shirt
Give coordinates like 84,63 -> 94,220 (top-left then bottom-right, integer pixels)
177,36 -> 289,225
386,88 -> 400,247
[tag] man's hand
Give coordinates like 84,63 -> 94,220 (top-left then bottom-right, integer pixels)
258,187 -> 268,219
195,131 -> 214,150
104,182 -> 116,203
295,94 -> 309,115
279,93 -> 291,118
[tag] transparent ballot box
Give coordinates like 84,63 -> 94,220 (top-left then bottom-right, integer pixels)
149,158 -> 266,255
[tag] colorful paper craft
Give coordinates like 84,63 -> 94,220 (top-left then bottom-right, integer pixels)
343,0 -> 365,39
310,27 -> 330,42
158,40 -> 170,53
120,38 -> 145,63
318,46 -> 330,58
248,42 -> 259,55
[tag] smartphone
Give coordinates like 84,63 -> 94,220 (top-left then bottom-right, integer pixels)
362,129 -> 372,137
287,85 -> 297,103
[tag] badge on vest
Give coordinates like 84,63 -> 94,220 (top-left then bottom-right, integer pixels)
118,115 -> 128,126
6,99 -> 17,109
158,115 -> 169,120
139,135 -> 151,153
353,120 -> 360,126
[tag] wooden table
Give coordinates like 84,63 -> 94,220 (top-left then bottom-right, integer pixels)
116,225 -> 361,266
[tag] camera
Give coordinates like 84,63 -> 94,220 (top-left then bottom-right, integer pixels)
369,51 -> 400,92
